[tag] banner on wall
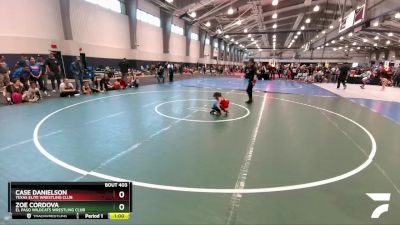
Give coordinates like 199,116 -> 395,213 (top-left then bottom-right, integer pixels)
394,60 -> 400,68
354,4 -> 365,25
339,10 -> 355,33
338,4 -> 365,33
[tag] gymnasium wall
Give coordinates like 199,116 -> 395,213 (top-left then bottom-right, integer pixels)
0,0 -> 241,72
169,33 -> 186,57
70,0 -> 131,50
189,41 -> 200,61
136,20 -> 164,58
0,0 -> 64,54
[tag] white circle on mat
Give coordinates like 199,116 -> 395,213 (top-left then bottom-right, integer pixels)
32,90 -> 377,194
154,99 -> 250,123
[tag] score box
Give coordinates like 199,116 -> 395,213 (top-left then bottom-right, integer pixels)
8,182 -> 132,220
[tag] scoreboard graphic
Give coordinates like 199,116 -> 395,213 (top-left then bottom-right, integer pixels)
8,182 -> 132,220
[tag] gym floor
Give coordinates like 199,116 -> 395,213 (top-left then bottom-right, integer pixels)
0,77 -> 399,225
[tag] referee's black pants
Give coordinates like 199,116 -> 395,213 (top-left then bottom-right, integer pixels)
246,82 -> 253,101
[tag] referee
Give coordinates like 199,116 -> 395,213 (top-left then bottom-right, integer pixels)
245,58 -> 256,103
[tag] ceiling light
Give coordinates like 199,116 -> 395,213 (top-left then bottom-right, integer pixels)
348,32 -> 353,37
344,49 -> 348,52
227,7 -> 234,15
388,32 -> 393,37
350,48 -> 353,51
333,48 -> 337,51
272,0 -> 279,6
316,35 -> 319,38
272,23 -> 277,29
338,47 -> 342,49
340,36 -> 344,40
300,26 -> 305,30
322,30 -> 326,34
363,38 -> 368,42
305,18 -> 311,23
294,36 -> 298,39
386,40 -> 391,45
189,11 -> 196,18
331,40 -> 335,44
325,43 -> 329,46
396,12 -> 400,19
224,35 -> 230,38
329,25 -> 334,29
248,34 -> 252,38
345,45 -> 348,48
374,43 -> 378,46
236,20 -> 242,25
272,34 -> 276,38
244,28 -> 248,33
251,38 -> 254,41
352,42 -> 356,45
235,41 -> 239,44
373,21 -> 379,27
259,49 -> 262,51
297,31 -> 301,35
205,21 -> 211,27
272,13 -> 278,19
166,0 -> 173,3
357,47 -> 360,50
374,36 -> 379,40
217,29 -> 222,34
230,38 -> 234,42
313,5 -> 320,12
317,47 -> 320,50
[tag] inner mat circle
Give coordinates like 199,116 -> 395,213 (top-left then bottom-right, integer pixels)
154,99 -> 251,123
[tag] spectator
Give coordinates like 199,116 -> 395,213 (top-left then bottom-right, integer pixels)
16,56 -> 28,68
70,57 -> 83,92
113,79 -> 125,90
93,76 -> 102,91
82,81 -> 92,95
168,64 -> 174,82
119,78 -> 127,89
337,63 -> 349,89
25,82 -> 41,103
37,56 -> 49,96
45,52 -> 62,93
0,56 -> 10,92
84,80 -> 103,94
156,64 -> 165,83
394,69 -> 400,87
29,57 -> 46,95
118,58 -> 130,81
360,69 -> 372,89
100,75 -> 113,91
127,73 -> 139,88
5,78 -> 25,104
19,65 -> 31,90
59,79 -> 79,97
